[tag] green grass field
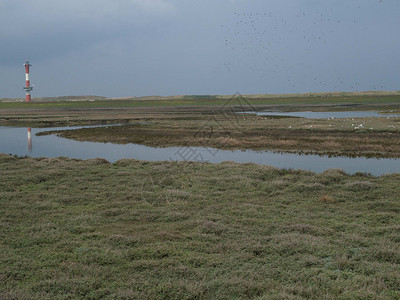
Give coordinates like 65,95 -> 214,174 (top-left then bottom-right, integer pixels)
2,94 -> 400,299
1,154 -> 400,299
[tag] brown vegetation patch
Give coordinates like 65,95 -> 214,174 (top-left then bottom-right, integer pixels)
318,195 -> 335,203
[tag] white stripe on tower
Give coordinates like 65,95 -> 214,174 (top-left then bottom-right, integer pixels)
23,60 -> 33,102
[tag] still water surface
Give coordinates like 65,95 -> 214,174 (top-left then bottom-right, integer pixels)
1,125 -> 400,176
242,110 -> 400,119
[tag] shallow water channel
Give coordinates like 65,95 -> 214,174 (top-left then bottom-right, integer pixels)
1,125 -> 400,176
241,110 -> 400,119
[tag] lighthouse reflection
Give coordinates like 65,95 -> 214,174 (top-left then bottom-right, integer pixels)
27,128 -> 32,153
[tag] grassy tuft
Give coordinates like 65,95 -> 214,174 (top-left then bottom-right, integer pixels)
318,195 -> 335,203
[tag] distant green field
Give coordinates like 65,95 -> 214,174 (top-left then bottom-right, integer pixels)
1,94 -> 400,110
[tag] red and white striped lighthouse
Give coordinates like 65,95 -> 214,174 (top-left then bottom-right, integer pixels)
23,60 -> 33,102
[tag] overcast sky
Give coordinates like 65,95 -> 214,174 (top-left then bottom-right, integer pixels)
0,0 -> 399,98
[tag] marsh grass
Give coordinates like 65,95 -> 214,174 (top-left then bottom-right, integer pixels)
1,154 -> 400,299
40,118 -> 400,158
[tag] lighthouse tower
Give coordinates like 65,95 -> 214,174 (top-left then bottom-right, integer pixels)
23,60 -> 33,102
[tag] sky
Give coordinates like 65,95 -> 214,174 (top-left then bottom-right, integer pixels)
0,0 -> 399,98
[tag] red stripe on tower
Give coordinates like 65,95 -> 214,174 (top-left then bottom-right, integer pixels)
23,60 -> 33,102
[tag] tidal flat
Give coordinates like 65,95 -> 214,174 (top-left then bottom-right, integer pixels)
3,94 -> 400,158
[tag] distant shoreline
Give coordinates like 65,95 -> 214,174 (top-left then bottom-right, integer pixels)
2,90 -> 400,102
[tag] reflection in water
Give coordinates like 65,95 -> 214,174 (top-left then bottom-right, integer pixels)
27,128 -> 32,153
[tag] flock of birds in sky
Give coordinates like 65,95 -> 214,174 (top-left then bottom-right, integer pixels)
215,1 -> 387,93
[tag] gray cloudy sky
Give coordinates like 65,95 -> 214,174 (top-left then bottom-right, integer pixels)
0,0 -> 399,98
